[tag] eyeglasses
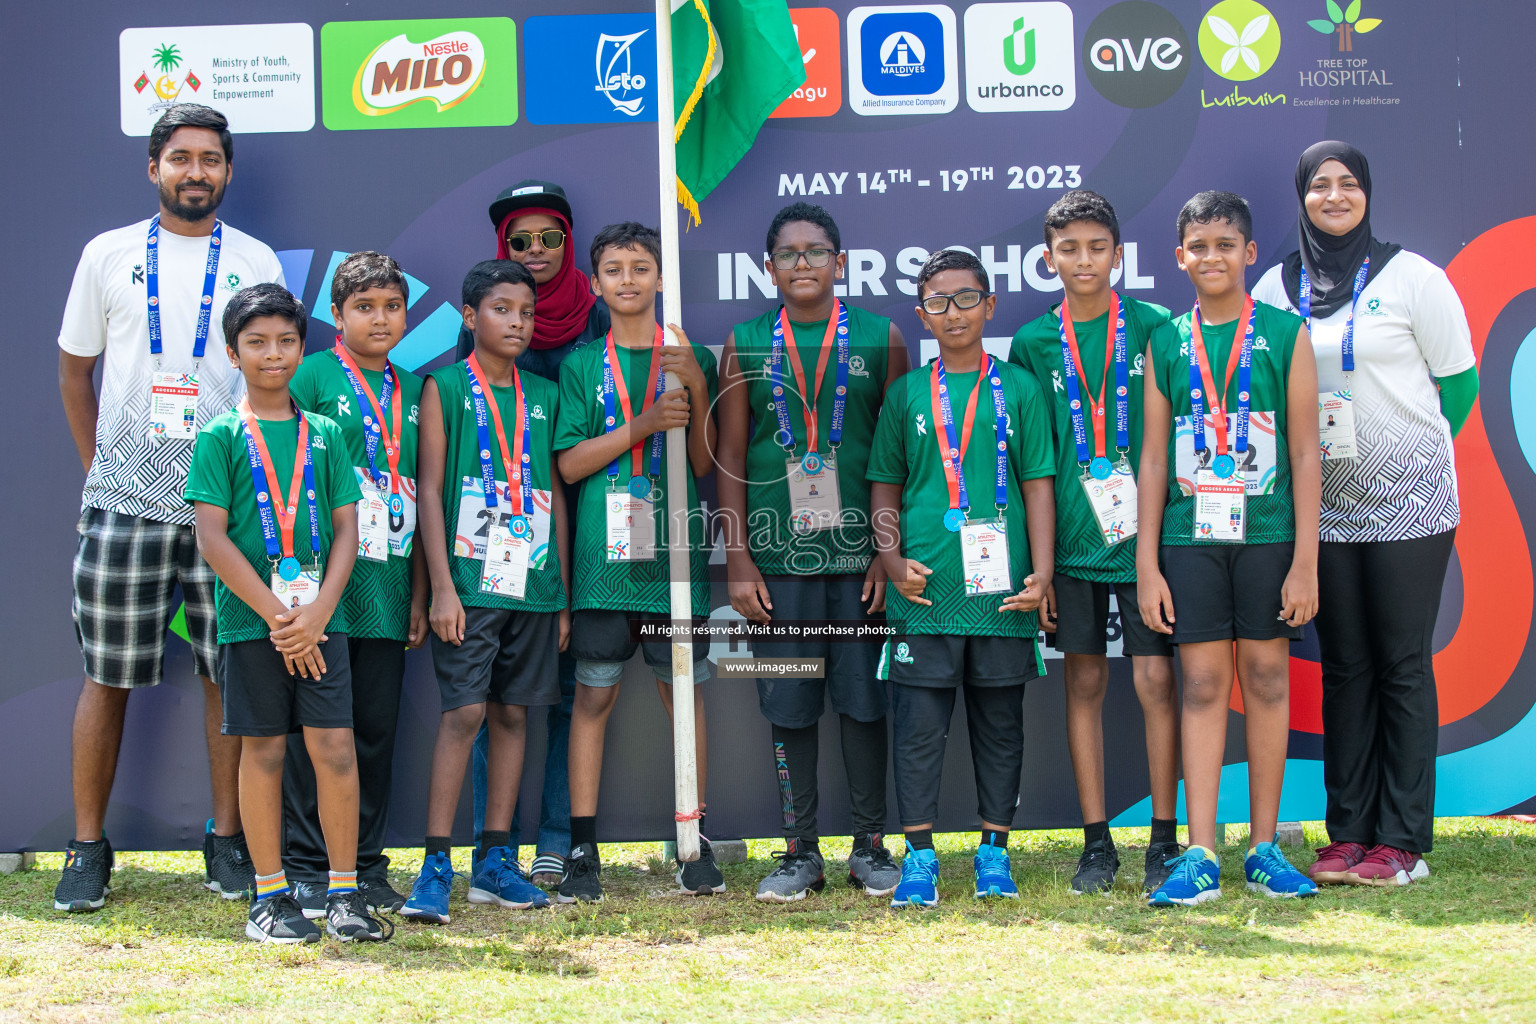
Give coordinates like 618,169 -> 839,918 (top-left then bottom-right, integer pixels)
920,288 -> 990,315
770,248 -> 835,270
506,229 -> 566,253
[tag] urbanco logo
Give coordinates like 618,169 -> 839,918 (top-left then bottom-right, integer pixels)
1197,0 -> 1282,82
964,3 -> 1075,113
1083,1 -> 1190,108
848,6 -> 958,116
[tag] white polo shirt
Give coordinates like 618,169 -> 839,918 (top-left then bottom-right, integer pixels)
1253,251 -> 1475,543
58,218 -> 284,524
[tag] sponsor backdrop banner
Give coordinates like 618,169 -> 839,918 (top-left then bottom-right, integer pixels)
4,0 -> 1535,849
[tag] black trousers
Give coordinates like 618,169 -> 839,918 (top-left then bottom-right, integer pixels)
892,682 -> 1025,827
1316,529 -> 1455,853
282,636 -> 405,882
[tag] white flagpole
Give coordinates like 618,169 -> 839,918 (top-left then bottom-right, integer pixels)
653,0 -> 700,864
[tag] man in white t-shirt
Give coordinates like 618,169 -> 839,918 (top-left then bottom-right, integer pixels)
54,104 -> 284,912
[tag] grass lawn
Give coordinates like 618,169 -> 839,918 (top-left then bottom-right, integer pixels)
2,818 -> 1533,1023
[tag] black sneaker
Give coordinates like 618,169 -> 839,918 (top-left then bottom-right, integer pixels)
359,876 -> 407,914
847,836 -> 902,897
1071,835 -> 1120,894
756,847 -> 826,903
203,831 -> 254,900
557,843 -> 604,903
53,838 -> 113,912
290,879 -> 328,920
325,889 -> 394,942
246,893 -> 321,944
677,836 -> 726,896
1144,839 -> 1187,894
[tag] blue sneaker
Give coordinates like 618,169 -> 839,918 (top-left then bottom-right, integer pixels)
890,843 -> 939,909
1245,842 -> 1319,899
400,852 -> 455,924
973,843 -> 1019,899
468,846 -> 550,909
1147,845 -> 1222,907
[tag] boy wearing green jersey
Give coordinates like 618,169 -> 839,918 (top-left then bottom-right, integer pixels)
868,250 -> 1057,909
284,252 -> 425,919
185,284 -> 389,943
1138,191 -> 1321,907
718,203 -> 908,903
1008,192 -> 1180,896
555,222 -> 722,902
401,260 -> 569,924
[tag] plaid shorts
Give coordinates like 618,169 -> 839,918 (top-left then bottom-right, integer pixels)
72,506 -> 218,688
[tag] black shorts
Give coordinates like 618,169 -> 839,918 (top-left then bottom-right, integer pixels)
431,607 -> 560,711
1047,573 -> 1173,658
1160,542 -> 1305,645
879,633 -> 1043,689
755,574 -> 887,728
569,609 -> 710,686
218,634 -> 353,736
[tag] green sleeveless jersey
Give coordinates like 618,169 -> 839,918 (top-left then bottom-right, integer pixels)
1148,300 -> 1306,546
730,303 -> 892,575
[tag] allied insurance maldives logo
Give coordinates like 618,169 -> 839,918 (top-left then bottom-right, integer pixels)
320,18 -> 518,130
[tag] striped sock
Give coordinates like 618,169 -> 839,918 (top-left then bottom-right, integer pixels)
328,869 -> 358,896
255,870 -> 288,902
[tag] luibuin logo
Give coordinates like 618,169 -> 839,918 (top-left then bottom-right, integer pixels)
595,29 -> 649,116
1198,0 -> 1281,82
1307,0 -> 1380,53
1003,17 -> 1034,75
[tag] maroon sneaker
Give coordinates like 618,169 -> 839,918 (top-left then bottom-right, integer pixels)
1345,844 -> 1429,887
1308,841 -> 1367,884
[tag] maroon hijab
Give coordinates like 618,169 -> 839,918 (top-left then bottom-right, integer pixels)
497,206 -> 596,350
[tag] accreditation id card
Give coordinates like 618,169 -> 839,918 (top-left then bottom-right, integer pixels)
960,518 -> 1011,596
606,484 -> 656,562
148,371 -> 199,440
1079,464 -> 1138,547
357,482 -> 390,563
480,521 -> 530,598
1318,390 -> 1357,461
270,560 -> 322,609
786,453 -> 841,534
1193,469 -> 1246,542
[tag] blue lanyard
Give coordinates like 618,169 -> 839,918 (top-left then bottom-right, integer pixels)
934,355 -> 1009,515
1299,256 -> 1370,373
146,215 -> 222,363
769,301 -> 851,453
602,333 -> 666,481
464,357 -> 532,516
333,349 -> 396,490
1057,293 -> 1130,472
1187,300 -> 1255,456
239,405 -> 319,564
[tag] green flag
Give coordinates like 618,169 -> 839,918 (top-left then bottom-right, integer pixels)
672,0 -> 805,223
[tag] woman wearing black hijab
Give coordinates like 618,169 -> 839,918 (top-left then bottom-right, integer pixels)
1254,141 -> 1478,888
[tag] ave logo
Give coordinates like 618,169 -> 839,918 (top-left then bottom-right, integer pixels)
1083,1 -> 1191,108
963,3 -> 1075,113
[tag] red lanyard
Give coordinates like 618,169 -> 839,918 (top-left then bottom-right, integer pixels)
1188,297 -> 1254,455
331,343 -> 402,496
466,353 -> 527,516
928,361 -> 985,510
237,398 -> 310,559
604,326 -> 665,477
777,302 -> 840,452
1059,293 -> 1118,460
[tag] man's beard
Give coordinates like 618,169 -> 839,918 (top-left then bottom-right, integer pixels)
158,179 -> 224,222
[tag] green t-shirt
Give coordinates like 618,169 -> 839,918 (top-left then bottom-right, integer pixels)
1148,299 -> 1306,546
428,362 -> 567,612
866,358 -> 1056,637
555,337 -> 718,617
290,349 -> 423,641
184,409 -> 362,643
729,303 -> 892,575
1009,295 -> 1171,583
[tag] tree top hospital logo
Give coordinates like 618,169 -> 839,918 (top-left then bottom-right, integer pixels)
964,2 -> 1075,113
320,18 -> 517,130
1198,0 -> 1281,81
848,6 -> 958,116
525,13 -> 659,125
1084,1 -> 1191,108
1308,0 -> 1382,52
